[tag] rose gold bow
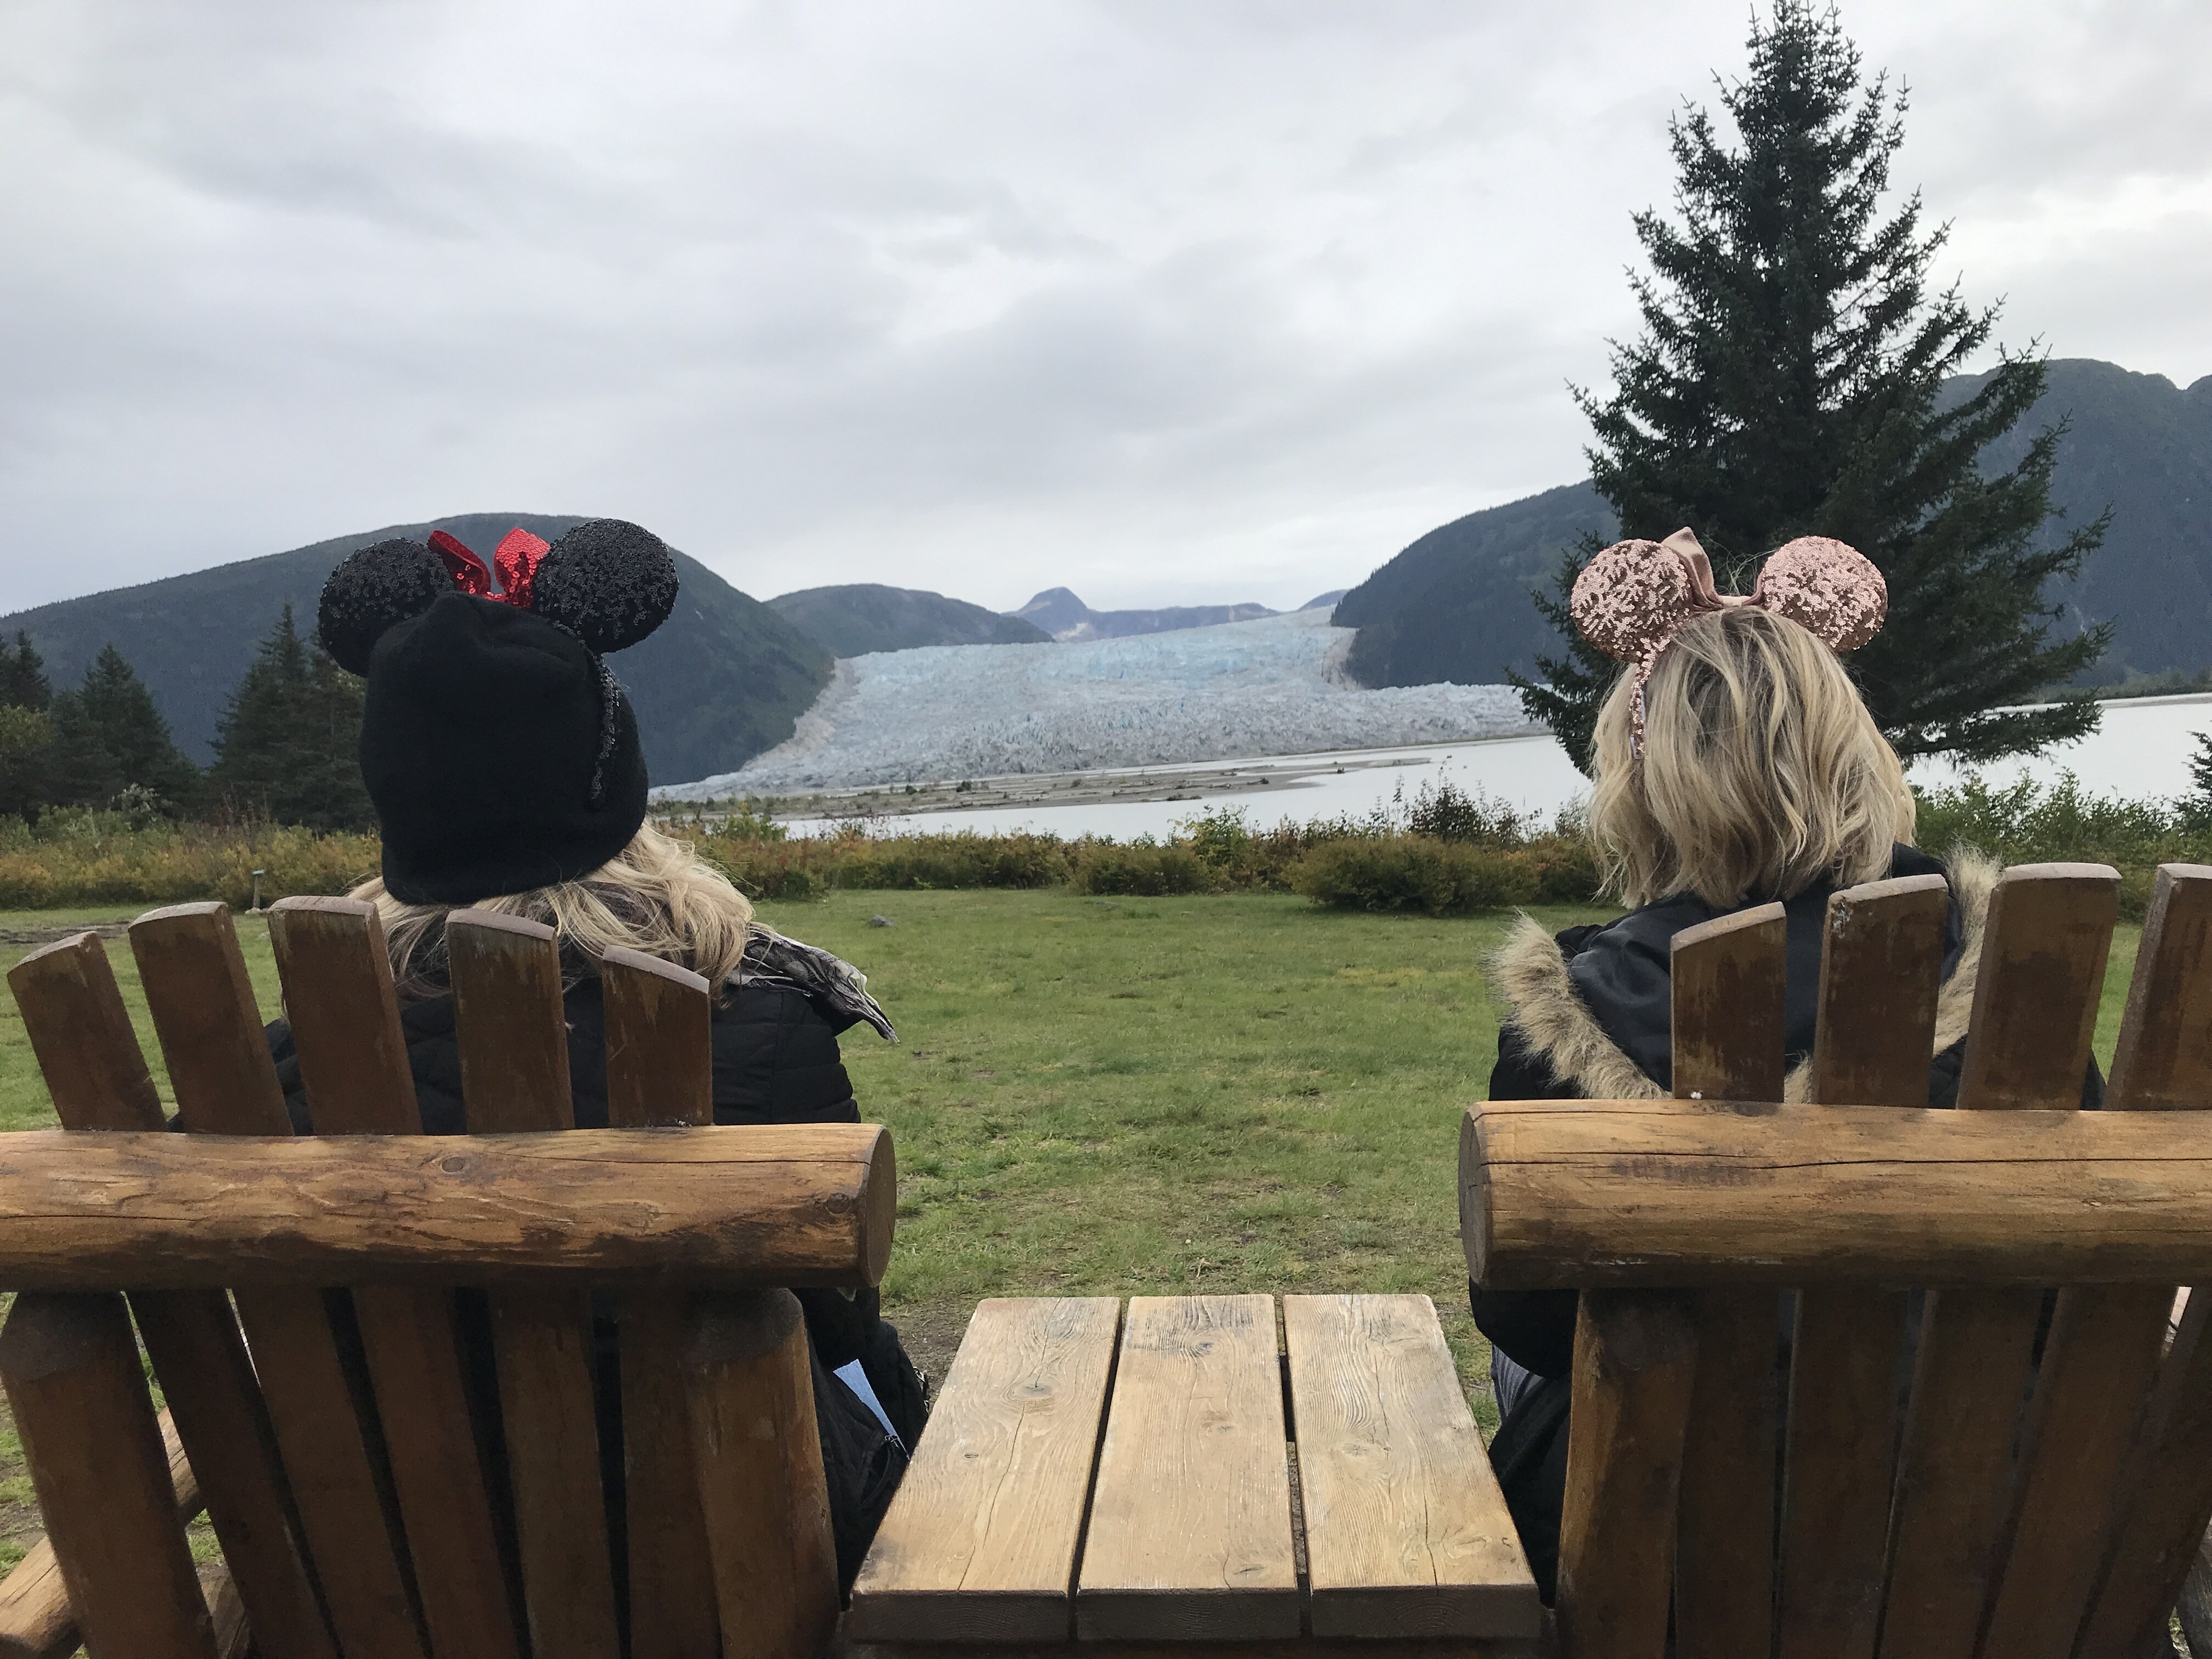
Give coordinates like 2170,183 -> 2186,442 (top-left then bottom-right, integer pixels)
1570,527 -> 1886,752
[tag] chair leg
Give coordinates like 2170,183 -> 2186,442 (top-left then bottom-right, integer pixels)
686,1289 -> 838,1659
0,1292 -> 217,1659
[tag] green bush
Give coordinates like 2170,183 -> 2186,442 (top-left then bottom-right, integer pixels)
0,810 -> 380,909
1289,836 -> 1532,915
1069,839 -> 1214,896
1912,775 -> 2212,918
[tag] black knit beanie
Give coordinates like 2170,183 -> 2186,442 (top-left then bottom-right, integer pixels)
317,520 -> 679,904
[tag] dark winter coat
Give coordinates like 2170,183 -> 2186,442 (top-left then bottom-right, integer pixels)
263,958 -> 922,1596
1471,848 -> 2102,1600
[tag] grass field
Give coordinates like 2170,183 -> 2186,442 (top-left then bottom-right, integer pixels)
0,890 -> 2150,1580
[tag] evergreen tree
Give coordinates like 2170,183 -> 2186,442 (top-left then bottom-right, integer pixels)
48,645 -> 200,812
0,707 -> 53,818
41,691 -> 125,810
1514,2 -> 2108,772
0,633 -> 51,711
210,606 -> 373,831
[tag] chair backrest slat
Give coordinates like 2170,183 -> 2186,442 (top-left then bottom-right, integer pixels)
269,899 -> 526,1659
1876,864 -> 2118,1658
2064,866 -> 2212,1657
1666,903 -> 1785,1659
129,904 -> 430,1658
686,1289 -> 842,1658
1776,874 -> 1946,1657
9,933 -> 338,1659
0,1291 -> 216,1658
601,946 -> 722,1659
267,896 -> 422,1134
1555,1290 -> 1698,1659
447,910 -> 623,1658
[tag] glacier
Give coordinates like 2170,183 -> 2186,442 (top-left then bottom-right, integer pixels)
658,608 -> 1538,797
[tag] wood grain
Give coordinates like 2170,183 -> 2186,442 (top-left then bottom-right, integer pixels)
601,947 -> 720,1658
446,910 -> 620,1659
8,926 -> 336,1659
1464,1101 -> 2212,1287
1553,1290 -> 1696,1659
6,931 -> 167,1128
266,897 -> 422,1134
0,1122 -> 896,1289
271,899 -> 526,1659
129,1291 -> 338,1659
601,946 -> 713,1127
2079,1290 -> 2212,1657
1666,904 -> 1784,1659
0,1293 -> 216,1659
1285,1294 -> 1540,1640
1877,862 -> 2118,1659
128,901 -> 428,1659
1076,1295 -> 1299,1641
686,1289 -> 840,1659
847,1638 -> 1544,1659
849,1297 -> 1120,1643
1775,875 -> 1946,1659
1980,866 -> 2212,1659
0,1409 -> 200,1659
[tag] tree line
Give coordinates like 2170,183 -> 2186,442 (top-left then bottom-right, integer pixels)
0,606 -> 373,831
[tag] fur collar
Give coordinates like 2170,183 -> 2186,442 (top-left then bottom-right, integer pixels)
1489,850 -> 1999,1102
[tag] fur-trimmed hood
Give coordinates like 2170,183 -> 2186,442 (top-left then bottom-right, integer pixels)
1489,848 -> 1999,1102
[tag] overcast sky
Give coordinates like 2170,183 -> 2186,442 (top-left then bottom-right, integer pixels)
2,1 -> 2207,617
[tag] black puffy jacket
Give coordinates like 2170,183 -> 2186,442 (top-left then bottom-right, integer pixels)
263,967 -> 921,1596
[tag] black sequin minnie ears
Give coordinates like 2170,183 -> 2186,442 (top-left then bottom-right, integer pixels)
318,518 -> 680,675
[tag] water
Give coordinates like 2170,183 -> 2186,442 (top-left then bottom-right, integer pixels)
778,694 -> 2209,842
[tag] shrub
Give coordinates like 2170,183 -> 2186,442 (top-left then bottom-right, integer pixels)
0,811 -> 380,910
1069,839 -> 1213,896
1289,836 -> 1535,916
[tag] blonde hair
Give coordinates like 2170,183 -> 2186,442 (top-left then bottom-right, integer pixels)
353,823 -> 754,1002
1588,607 -> 1914,909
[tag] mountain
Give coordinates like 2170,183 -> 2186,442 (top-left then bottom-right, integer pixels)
768,583 -> 1049,656
1331,483 -> 1614,687
0,512 -> 832,787
1012,587 -> 1277,642
1300,589 -> 1351,611
1334,359 -> 2212,690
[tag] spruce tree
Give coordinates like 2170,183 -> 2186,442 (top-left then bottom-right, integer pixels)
0,633 -> 51,711
66,645 -> 200,812
211,606 -> 373,831
1514,1 -> 2108,772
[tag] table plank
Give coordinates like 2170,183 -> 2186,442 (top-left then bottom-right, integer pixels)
1284,1295 -> 1539,1640
1076,1295 -> 1299,1641
850,1297 -> 1120,1642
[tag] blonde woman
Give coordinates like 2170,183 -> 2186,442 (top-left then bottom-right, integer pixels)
1473,530 -> 2100,1601
290,519 -> 914,1590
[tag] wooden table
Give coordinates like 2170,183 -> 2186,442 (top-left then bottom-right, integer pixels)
849,1294 -> 1542,1656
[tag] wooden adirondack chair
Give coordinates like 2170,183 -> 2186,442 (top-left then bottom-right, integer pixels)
1465,860 -> 2212,1659
0,897 -> 895,1659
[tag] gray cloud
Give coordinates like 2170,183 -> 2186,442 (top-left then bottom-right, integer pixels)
2,0 -> 2207,616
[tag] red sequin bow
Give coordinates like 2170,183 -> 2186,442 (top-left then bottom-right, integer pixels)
428,527 -> 552,611
1569,527 -> 1887,753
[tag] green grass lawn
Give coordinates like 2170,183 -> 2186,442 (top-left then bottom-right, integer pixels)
0,890 -> 2151,1576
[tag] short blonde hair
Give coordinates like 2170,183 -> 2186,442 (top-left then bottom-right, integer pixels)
353,823 -> 754,1002
1588,607 -> 1914,909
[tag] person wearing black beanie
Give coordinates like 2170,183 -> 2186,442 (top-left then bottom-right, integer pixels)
268,520 -> 923,1594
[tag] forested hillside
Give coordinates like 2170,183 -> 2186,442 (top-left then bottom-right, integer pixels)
769,583 -> 1049,656
1335,359 -> 2212,690
1,513 -> 832,786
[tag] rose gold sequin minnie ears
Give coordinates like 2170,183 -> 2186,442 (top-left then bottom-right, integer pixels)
1569,527 -> 1886,752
